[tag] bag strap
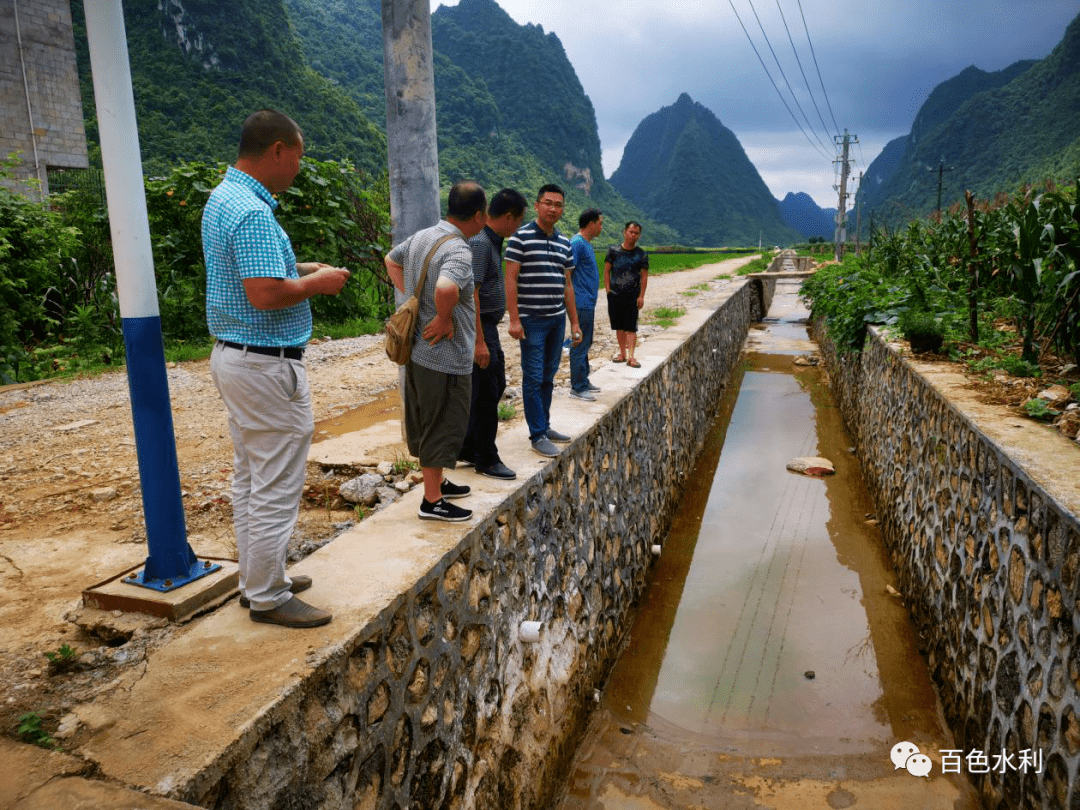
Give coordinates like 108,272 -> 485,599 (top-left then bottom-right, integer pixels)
412,233 -> 465,300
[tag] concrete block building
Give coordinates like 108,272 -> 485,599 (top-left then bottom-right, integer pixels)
0,0 -> 88,197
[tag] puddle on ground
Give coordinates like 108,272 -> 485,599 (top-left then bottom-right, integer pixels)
552,280 -> 979,809
312,387 -> 400,443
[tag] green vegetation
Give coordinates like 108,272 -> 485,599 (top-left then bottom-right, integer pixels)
17,713 -> 59,750
645,306 -> 686,329
70,0 -> 386,176
737,254 -> 774,275
392,456 -> 420,475
1,157 -> 390,384
44,644 -> 76,664
857,13 -> 1080,230
610,94 -> 801,246
645,250 -> 755,275
497,402 -> 516,421
802,180 -> 1080,378
1022,398 -> 1056,420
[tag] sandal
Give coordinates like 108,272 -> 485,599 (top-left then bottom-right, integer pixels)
627,358 -> 641,368
612,354 -> 626,363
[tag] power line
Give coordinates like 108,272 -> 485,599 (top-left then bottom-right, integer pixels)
744,0 -> 833,156
796,0 -> 840,137
726,0 -> 832,162
773,0 -> 834,152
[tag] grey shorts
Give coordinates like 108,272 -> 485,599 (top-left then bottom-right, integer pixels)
404,362 -> 471,469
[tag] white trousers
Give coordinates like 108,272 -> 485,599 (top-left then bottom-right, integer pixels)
210,343 -> 313,610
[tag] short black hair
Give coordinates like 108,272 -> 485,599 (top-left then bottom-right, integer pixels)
238,109 -> 302,159
536,183 -> 565,201
624,221 -> 643,231
489,188 -> 527,218
447,181 -> 487,220
579,208 -> 602,230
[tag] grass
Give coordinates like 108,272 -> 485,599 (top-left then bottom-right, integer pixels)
313,317 -> 384,341
644,306 -> 686,328
497,402 -> 516,421
736,254 -> 774,275
646,250 -> 756,275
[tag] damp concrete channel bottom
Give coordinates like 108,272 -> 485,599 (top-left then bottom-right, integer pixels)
551,279 -> 982,810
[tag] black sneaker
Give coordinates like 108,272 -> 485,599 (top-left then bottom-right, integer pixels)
419,497 -> 472,522
440,478 -> 471,499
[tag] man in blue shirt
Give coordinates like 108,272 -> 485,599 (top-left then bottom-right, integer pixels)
204,109 -> 350,629
504,184 -> 582,458
568,208 -> 603,401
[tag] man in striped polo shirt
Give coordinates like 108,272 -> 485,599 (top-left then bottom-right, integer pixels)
204,109 -> 350,629
505,184 -> 583,458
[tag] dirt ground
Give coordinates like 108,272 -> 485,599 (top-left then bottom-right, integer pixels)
0,257 -> 761,746
2,255 -> 1077,752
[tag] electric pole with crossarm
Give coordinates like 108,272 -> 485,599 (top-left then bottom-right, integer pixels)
833,130 -> 856,263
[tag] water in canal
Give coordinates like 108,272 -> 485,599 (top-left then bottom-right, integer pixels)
551,279 -> 982,809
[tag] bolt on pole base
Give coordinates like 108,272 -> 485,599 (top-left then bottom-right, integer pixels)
123,558 -> 222,592
83,557 -> 239,621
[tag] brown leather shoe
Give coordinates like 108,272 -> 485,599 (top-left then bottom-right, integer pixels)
239,575 -> 312,608
249,596 -> 331,628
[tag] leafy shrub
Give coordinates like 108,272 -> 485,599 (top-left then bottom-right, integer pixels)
999,356 -> 1041,378
1022,398 -> 1054,420
1,157 -> 391,383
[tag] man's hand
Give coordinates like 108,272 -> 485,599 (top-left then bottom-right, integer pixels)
570,327 -> 583,346
474,339 -> 491,369
423,314 -> 454,345
508,317 -> 524,340
309,266 -> 351,295
636,295 -> 645,309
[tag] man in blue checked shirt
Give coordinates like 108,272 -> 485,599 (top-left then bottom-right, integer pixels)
204,109 -> 350,629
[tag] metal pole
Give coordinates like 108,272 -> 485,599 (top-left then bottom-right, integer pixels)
381,0 -> 441,245
82,0 -> 217,591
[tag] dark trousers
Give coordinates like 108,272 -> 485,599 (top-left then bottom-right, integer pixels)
460,315 -> 506,467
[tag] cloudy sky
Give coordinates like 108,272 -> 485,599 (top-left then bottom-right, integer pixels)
433,0 -> 1078,208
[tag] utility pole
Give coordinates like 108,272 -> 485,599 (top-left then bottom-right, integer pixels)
930,160 -> 954,216
381,0 -> 440,246
833,130 -> 856,263
855,171 -> 864,258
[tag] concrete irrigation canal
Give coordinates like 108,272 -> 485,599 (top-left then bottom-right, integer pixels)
551,278 -> 982,809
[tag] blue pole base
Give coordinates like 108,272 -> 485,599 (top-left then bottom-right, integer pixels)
123,558 -> 222,593
122,315 -> 198,582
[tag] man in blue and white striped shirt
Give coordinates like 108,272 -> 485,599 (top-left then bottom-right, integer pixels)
204,109 -> 350,629
505,184 -> 582,458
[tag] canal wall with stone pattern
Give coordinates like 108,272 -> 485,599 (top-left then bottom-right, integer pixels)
817,324 -> 1080,810
186,278 -> 774,810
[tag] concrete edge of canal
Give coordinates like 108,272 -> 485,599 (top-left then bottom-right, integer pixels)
3,274 -> 776,810
818,323 -> 1080,809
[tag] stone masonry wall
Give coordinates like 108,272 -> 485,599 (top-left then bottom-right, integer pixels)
182,279 -> 774,810
0,0 -> 88,192
817,324 -> 1080,810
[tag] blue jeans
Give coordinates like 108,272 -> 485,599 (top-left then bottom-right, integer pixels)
569,307 -> 594,392
519,314 -> 565,441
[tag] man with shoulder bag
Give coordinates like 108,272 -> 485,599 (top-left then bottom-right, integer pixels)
383,181 -> 488,521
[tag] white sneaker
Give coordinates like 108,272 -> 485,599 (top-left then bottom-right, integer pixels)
569,389 -> 595,401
